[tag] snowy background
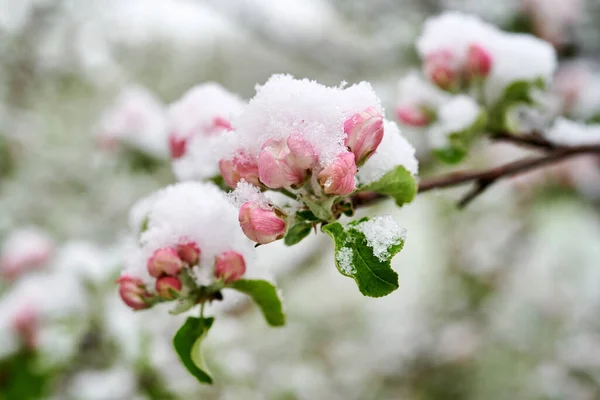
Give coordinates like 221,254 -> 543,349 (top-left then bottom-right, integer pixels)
1,0 -> 600,399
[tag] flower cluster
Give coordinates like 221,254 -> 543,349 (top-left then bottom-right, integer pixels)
118,182 -> 253,311
219,74 -> 417,244
416,12 -> 556,104
95,85 -> 169,159
168,83 -> 245,181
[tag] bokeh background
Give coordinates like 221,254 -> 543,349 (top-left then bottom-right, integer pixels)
1,0 -> 600,399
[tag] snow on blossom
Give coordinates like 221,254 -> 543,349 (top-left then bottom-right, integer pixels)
428,95 -> 481,149
357,120 -> 419,185
522,0 -> 582,47
553,62 -> 600,120
227,180 -> 273,209
123,182 -> 255,287
396,71 -> 450,111
0,270 -> 87,359
94,85 -> 169,159
546,118 -> 600,146
417,12 -> 557,104
168,83 -> 245,181
0,227 -> 54,279
224,74 -> 383,168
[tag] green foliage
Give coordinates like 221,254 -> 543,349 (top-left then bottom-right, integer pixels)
0,351 -> 49,400
322,217 -> 404,297
173,317 -> 215,384
285,221 -> 313,246
229,279 -> 286,327
360,166 -> 417,207
487,79 -> 544,132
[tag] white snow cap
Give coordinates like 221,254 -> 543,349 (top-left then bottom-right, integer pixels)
229,74 -> 383,166
227,180 -> 272,209
95,85 -> 169,159
357,120 -> 418,185
169,83 -> 246,181
546,118 -> 600,146
0,227 -> 54,279
396,72 -> 449,109
123,182 -> 254,285
428,95 -> 481,149
417,12 -> 557,104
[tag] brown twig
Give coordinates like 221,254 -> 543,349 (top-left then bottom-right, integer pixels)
489,132 -> 558,151
351,143 -> 600,210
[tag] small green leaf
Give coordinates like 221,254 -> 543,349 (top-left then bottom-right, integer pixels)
322,218 -> 403,298
360,166 -> 417,207
173,317 -> 214,384
229,279 -> 285,326
296,209 -> 319,222
488,79 -> 545,132
284,222 -> 313,246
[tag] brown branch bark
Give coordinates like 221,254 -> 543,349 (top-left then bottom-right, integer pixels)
351,143 -> 600,210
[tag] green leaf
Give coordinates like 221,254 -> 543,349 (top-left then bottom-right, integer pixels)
173,317 -> 214,384
360,166 -> 417,207
284,222 -> 313,246
322,218 -> 403,297
488,79 -> 545,132
229,279 -> 285,326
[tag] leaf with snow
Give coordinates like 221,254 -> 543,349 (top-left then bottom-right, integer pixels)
228,279 -> 286,326
322,216 -> 406,297
173,316 -> 214,384
359,165 -> 417,207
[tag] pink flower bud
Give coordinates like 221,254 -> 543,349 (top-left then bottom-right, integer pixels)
13,307 -> 37,349
238,202 -> 287,244
176,242 -> 201,266
318,152 -> 357,196
396,105 -> 433,127
258,136 -> 317,189
465,43 -> 493,78
424,50 -> 458,90
117,276 -> 153,310
169,133 -> 187,159
219,151 -> 260,188
147,247 -> 183,277
214,251 -> 246,283
343,107 -> 384,165
286,134 -> 318,170
212,116 -> 233,132
155,276 -> 182,300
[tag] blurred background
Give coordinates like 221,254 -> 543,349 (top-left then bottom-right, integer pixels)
1,0 -> 600,399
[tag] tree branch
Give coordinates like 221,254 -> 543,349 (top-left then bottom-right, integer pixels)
351,143 -> 600,210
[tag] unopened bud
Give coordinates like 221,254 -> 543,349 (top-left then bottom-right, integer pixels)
465,43 -> 493,78
318,152 -> 357,196
169,133 -> 187,159
117,275 -> 153,310
155,276 -> 182,300
396,105 -> 433,127
238,202 -> 287,244
343,107 -> 384,165
424,50 -> 458,90
219,151 -> 260,188
258,136 -> 317,189
214,251 -> 246,283
176,242 -> 201,266
147,247 -> 183,277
